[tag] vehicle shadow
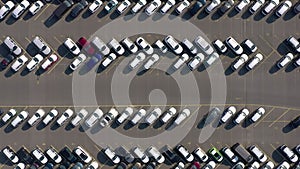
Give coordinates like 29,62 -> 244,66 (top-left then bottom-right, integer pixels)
20,69 -> 31,76
65,13 -> 76,22
82,10 -> 92,19
241,119 -> 252,128
269,64 -> 280,74
241,10 -> 252,19
44,15 -> 60,28
282,123 -> 295,133
168,10 -> 179,20
4,69 -> 16,78
283,8 -> 297,21
36,122 -> 47,131
271,147 -> 285,163
35,67 -> 46,76
57,45 -> 73,59
22,12 -> 34,21
21,123 -> 31,131
109,11 -> 120,20
224,121 -> 236,130
197,10 -> 208,20
224,65 -> 234,76
123,121 -> 135,130
211,10 -> 221,20
26,43 -> 39,57
253,9 -> 265,21
97,10 -> 107,19
4,125 -> 14,133
5,16 -> 17,25
137,123 -> 148,130
64,123 -> 74,131
181,10 -> 193,21
227,8 -> 238,18
266,13 -> 277,24
50,122 -> 60,131
277,42 -> 289,55
90,124 -> 103,134
285,63 -> 297,73
123,10 -> 135,21
97,151 -> 112,165
0,151 -> 12,166
78,124 -> 89,132
64,67 -> 73,75
153,120 -> 164,129
238,66 -> 249,76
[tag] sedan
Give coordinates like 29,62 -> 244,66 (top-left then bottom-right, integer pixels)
220,106 -> 236,123
32,148 -> 48,165
85,108 -> 103,128
243,39 -> 257,53
1,54 -> 15,69
99,108 -> 119,127
42,109 -> 59,126
175,0 -> 190,14
77,37 -> 95,55
246,53 -> 263,70
11,55 -> 28,72
132,147 -> 149,164
176,145 -> 194,162
101,53 -> 117,68
41,54 -> 58,70
28,109 -> 45,126
145,0 -> 161,15
4,36 -> 22,56
69,54 -> 87,71
11,111 -> 28,128
155,40 -> 168,53
225,36 -> 243,55
188,53 -> 205,70
286,36 -> 300,53
280,145 -> 298,163
221,147 -> 238,163
46,147 -> 62,164
262,161 -> 275,169
131,0 -> 147,13
73,146 -> 92,164
129,52 -> 146,69
88,0 -> 102,13
194,36 -> 214,56
182,38 -> 197,55
108,38 -> 125,55
235,0 -> 250,12
29,1 -> 44,15
173,53 -> 189,69
122,38 -> 138,54
234,108 -> 249,124
277,53 -> 294,68
117,0 -> 131,14
262,0 -> 279,15
56,109 -> 74,126
202,161 -> 216,169
145,108 -> 162,125
219,0 -> 234,15
104,147 -> 120,164
277,161 -> 290,169
205,0 -> 221,13
164,35 -> 183,55
146,146 -> 165,164
116,107 -> 133,124
231,54 -> 249,70
136,37 -> 154,55
194,147 -> 209,162
0,1 -> 15,20
250,107 -> 265,123
2,146 -> 19,164
208,147 -> 223,162
276,0 -> 292,17
160,107 -> 177,123
12,0 -> 30,19
174,108 -> 190,125
32,36 -> 51,56
160,0 -> 175,14
71,0 -> 88,17
64,38 -> 80,56
130,109 -> 146,125
70,109 -> 88,127
2,109 -> 17,123
104,0 -> 118,13
213,39 -> 227,54
144,54 -> 159,70
26,54 -> 44,71
249,145 -> 267,163
250,0 -> 265,14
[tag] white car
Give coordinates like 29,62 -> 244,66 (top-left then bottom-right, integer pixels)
2,109 -> 17,123
262,161 -> 275,169
85,108 -> 103,128
42,109 -> 58,126
213,39 -> 227,54
249,145 -> 267,163
41,54 -> 58,70
92,37 -> 110,55
87,161 -> 99,169
4,36 -> 22,56
262,0 -> 279,15
117,107 -> 133,124
174,108 -> 190,125
73,146 -> 92,164
194,36 -> 214,56
276,0 -> 292,17
32,148 -> 48,164
194,147 -> 209,162
277,161 -> 290,169
129,52 -> 146,69
222,147 -> 238,163
250,0 -> 265,14
136,37 -> 154,55
249,161 -> 260,169
132,147 -> 149,164
28,109 -> 45,126
246,53 -> 263,70
56,109 -> 74,126
295,58 -> 300,67
243,39 -> 257,53
164,35 -> 183,55
226,36 -> 243,55
188,53 -> 205,70
2,146 -> 19,164
231,54 -> 249,70
277,53 -> 294,68
46,147 -> 62,164
26,54 -> 44,71
146,146 -> 165,164
104,147 -> 121,164
160,0 -> 175,14
145,0 -> 161,15
29,1 -> 44,15
122,38 -> 138,54
235,0 -> 250,12
220,106 -> 236,123
131,0 -> 146,13
11,111 -> 28,128
145,108 -> 162,124
0,1 -> 15,19
280,145 -> 298,163
69,54 -> 87,71
203,161 -> 216,169
204,52 -> 219,67
130,108 -> 146,125
234,108 -> 249,124
99,108 -> 119,127
174,162 -> 185,169
15,163 -> 25,169
32,36 -> 51,56
64,38 -> 80,56
117,0 -> 131,14
182,38 -> 197,55
88,0 -> 103,13
173,53 -> 189,69
176,0 -> 190,14
12,0 -> 30,19
155,40 -> 168,53
176,145 -> 194,162
11,55 -> 28,72
101,53 -> 117,68
161,107 -> 177,123
144,54 -> 159,70
71,109 -> 88,127
205,0 -> 221,13
286,36 -> 300,53
108,38 -> 125,55
250,107 -> 265,123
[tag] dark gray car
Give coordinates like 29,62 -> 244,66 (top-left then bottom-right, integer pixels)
71,0 -> 88,17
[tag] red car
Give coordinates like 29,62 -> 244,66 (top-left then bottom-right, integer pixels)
77,37 -> 95,55
190,161 -> 201,169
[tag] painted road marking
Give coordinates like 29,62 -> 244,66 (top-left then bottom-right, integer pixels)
253,107 -> 275,127
34,4 -> 50,21
268,109 -> 290,127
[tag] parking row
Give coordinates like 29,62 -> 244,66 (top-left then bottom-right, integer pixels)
2,142 -> 300,169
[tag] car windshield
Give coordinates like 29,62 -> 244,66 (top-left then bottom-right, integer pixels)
17,58 -> 23,63
124,2 -> 128,5
19,114 -> 24,119
78,57 -> 83,62
36,113 -> 41,118
153,2 -> 158,6
95,1 -> 100,5
183,2 -> 188,6
80,153 -> 88,160
117,46 -> 121,51
49,112 -> 54,117
35,2 -> 40,7
64,113 -> 69,118
20,4 -> 25,8
145,45 -> 150,50
129,45 -> 135,50
33,58 -> 39,62
105,116 -> 111,121
79,113 -> 85,118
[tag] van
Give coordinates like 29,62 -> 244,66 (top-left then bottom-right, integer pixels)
53,0 -> 73,18
233,143 -> 253,163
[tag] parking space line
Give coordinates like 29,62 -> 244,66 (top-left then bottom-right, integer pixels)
34,4 -> 50,21
253,107 -> 275,127
268,109 -> 290,127
53,36 -> 63,44
104,57 -> 123,74
258,35 -> 281,56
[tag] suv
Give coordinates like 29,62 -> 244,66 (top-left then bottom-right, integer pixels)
280,144 -> 298,163
32,36 -> 51,56
4,36 -> 22,56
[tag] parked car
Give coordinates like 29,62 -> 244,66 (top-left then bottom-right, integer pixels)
12,0 -> 30,18
202,161 -> 216,169
164,35 -> 183,55
190,161 -> 201,169
208,147 -> 223,162
104,0 -> 118,13
131,0 -> 147,13
205,0 -> 221,13
188,53 -> 205,70
3,146 -> 19,164
11,111 -> 28,128
11,55 -> 28,72
18,147 -> 34,164
220,106 -> 236,123
72,162 -> 83,169
195,36 -> 214,56
291,116 -> 300,128
194,147 -> 209,162
69,54 -> 87,71
41,54 -> 58,70
160,0 -> 175,14
146,146 -> 165,164
71,109 -> 88,127
294,2 -> 300,13
73,146 -> 92,164
132,147 -> 149,164
15,162 -> 25,169
262,161 -> 275,169
56,109 -> 74,126
277,161 -> 290,169
233,143 -> 254,163
128,52 -> 145,69
249,145 -> 267,163
86,161 -> 99,169
286,36 -> 300,53
4,36 -> 22,56
205,107 -> 221,125
190,0 -> 206,15
162,146 -> 179,163
262,0 -> 279,15
226,36 -> 243,55
59,147 -> 77,163
27,54 -> 44,71
136,37 -> 154,55
277,53 -> 293,68
175,0 -> 190,14
42,109 -> 59,126
99,108 -> 119,127
295,145 -> 300,156
1,54 -> 15,69
280,145 -> 298,163
0,1 -> 15,20
155,40 -> 168,53
175,162 -> 184,169
174,108 -> 190,125
109,38 -> 125,55
2,109 -> 17,123
101,53 -> 117,68
130,109 -> 146,125
104,147 -> 120,164
145,108 -> 162,125
144,54 -> 160,70
145,0 -> 161,15
64,38 -> 80,56
116,107 -> 133,124
276,0 -> 292,17
92,37 -> 110,55
46,147 -> 62,164
116,146 -> 135,163
28,109 -> 45,126
182,38 -> 197,55
32,148 -> 48,165
85,108 -> 103,128
77,37 -> 95,55
235,0 -> 250,12
248,161 -> 260,169
160,107 -> 177,123
117,0 -> 131,14
173,53 -> 189,69
234,108 -> 250,124
250,107 -> 265,123
213,39 -> 227,54
176,145 -> 194,162
32,36 -> 51,56
250,0 -> 265,14
232,54 -> 249,70
29,1 -> 44,15
53,0 -> 73,18
243,39 -> 257,53
88,0 -> 102,13
246,53 -> 263,70
232,162 -> 245,169
222,147 -> 238,163
219,0 -> 234,14
122,38 -> 138,54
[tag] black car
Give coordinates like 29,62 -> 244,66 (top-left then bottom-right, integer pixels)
71,0 -> 88,17
59,147 -> 77,163
291,116 -> 300,128
17,147 -> 35,164
57,160 -> 70,169
116,162 -> 127,169
145,162 -> 156,169
43,163 -> 54,169
218,0 -> 234,15
1,54 -> 15,69
71,162 -> 83,169
161,146 -> 179,163
189,0 -> 206,15
54,0 -> 73,18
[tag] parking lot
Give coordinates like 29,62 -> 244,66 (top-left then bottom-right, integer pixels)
0,0 -> 299,168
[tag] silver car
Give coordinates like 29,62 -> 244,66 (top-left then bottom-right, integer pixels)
194,36 -> 214,56
4,36 -> 22,56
